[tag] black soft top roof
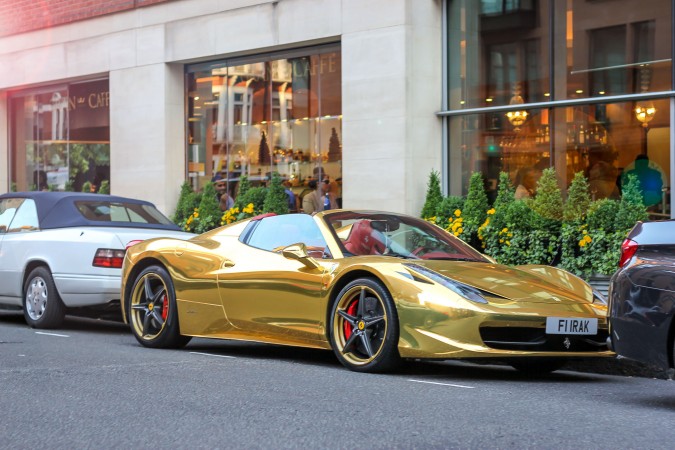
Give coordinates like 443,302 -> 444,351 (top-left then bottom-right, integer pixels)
0,191 -> 181,231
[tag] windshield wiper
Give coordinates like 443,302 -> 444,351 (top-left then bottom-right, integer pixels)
383,251 -> 419,259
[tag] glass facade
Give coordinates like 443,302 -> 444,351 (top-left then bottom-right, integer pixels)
445,0 -> 673,217
186,45 -> 342,204
9,79 -> 110,192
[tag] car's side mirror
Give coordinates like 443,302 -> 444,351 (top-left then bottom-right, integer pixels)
282,243 -> 323,271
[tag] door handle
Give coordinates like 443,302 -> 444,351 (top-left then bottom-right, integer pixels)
222,260 -> 235,268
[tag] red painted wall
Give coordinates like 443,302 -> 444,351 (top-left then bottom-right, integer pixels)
0,0 -> 173,37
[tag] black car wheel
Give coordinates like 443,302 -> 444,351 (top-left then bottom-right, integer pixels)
510,359 -> 566,376
23,266 -> 65,329
128,265 -> 191,349
330,278 -> 401,372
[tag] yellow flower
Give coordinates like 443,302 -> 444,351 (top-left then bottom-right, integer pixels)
579,240 -> 587,247
454,209 -> 461,217
194,212 -> 199,218
487,208 -> 496,215
508,233 -> 513,237
502,227 -> 508,233
584,235 -> 592,243
499,239 -> 504,243
582,229 -> 588,235
505,240 -> 510,246
243,203 -> 255,214
457,227 -> 463,234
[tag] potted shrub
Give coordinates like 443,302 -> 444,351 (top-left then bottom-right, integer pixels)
420,170 -> 443,221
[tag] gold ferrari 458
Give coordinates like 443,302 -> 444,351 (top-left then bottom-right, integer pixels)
120,210 -> 613,373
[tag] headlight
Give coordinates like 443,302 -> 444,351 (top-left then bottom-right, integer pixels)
404,264 -> 488,304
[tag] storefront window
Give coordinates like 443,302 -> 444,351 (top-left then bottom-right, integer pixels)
446,0 -> 673,218
9,79 -> 110,192
448,99 -> 671,216
564,0 -> 671,98
186,46 -> 342,205
447,0 -> 549,109
556,100 -> 670,216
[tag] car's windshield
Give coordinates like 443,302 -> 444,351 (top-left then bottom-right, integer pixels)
324,212 -> 488,262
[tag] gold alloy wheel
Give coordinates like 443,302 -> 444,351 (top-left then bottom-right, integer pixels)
333,285 -> 388,366
130,272 -> 170,340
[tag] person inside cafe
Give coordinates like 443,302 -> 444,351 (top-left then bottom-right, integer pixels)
514,166 -> 539,199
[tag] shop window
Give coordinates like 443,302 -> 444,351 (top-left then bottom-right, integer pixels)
9,79 -> 110,193
566,1 -> 671,98
187,46 -> 342,208
448,99 -> 671,217
448,0 -> 548,110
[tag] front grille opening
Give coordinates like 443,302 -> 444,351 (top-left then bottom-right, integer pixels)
479,326 -> 609,352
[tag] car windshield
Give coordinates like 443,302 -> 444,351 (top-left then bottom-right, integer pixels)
324,211 -> 489,262
74,201 -> 174,225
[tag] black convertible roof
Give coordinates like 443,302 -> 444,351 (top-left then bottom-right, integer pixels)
0,191 -> 181,231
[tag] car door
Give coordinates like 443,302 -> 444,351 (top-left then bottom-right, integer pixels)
217,214 -> 329,345
0,198 -> 39,300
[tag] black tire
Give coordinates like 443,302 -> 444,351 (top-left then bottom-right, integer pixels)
510,359 -> 566,376
128,265 -> 191,349
23,266 -> 66,329
329,278 -> 401,373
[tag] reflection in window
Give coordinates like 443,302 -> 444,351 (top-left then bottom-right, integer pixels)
246,214 -> 328,256
567,1 -> 671,98
448,0 -> 546,109
590,26 -> 627,96
7,199 -> 39,232
9,80 -> 111,193
186,47 -> 342,207
0,198 -> 24,233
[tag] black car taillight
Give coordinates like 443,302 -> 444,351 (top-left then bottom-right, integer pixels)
618,238 -> 638,267
93,249 -> 125,268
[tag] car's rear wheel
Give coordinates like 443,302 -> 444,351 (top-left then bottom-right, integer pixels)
510,359 -> 566,376
128,265 -> 191,349
329,278 -> 401,372
23,266 -> 65,329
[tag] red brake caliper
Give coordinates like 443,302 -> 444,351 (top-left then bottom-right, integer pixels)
343,299 -> 359,338
161,294 -> 169,320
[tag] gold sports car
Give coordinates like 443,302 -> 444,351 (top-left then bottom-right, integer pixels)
120,210 -> 613,373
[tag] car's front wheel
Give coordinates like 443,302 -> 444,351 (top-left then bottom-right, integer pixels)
329,278 -> 401,372
128,265 -> 191,349
23,266 -> 65,329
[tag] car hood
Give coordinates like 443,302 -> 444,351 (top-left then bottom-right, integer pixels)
407,260 -> 588,304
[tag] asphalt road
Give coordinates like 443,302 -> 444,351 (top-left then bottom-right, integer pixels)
1,311 -> 674,449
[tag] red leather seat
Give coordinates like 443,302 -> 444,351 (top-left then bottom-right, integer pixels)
343,220 -> 385,255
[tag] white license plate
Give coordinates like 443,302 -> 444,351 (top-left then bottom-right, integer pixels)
546,317 -> 597,335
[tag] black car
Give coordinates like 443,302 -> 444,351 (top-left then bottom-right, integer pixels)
609,220 -> 675,370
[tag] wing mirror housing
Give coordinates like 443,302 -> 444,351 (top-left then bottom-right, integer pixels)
282,243 -> 323,271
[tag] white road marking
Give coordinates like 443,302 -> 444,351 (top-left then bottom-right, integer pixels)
189,351 -> 236,359
408,379 -> 475,389
35,331 -> 69,338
